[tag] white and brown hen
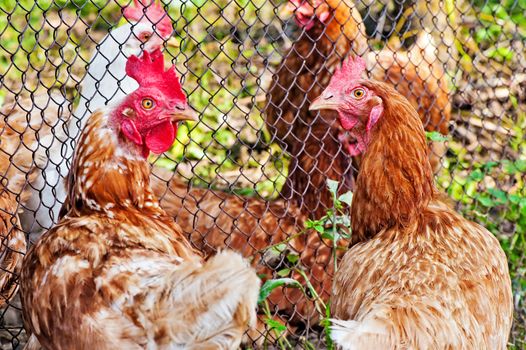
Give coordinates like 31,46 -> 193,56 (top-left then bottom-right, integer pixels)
20,49 -> 260,350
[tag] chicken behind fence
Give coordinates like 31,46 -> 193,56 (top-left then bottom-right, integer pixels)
267,0 -> 451,219
310,56 -> 512,349
20,49 -> 260,350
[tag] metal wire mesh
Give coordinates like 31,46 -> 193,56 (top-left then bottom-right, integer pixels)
0,0 -> 525,348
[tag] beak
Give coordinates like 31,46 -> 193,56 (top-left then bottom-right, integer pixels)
171,105 -> 199,122
309,94 -> 341,111
166,37 -> 179,48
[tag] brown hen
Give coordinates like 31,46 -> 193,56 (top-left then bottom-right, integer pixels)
0,92 -> 68,306
20,49 -> 259,350
266,0 -> 451,218
310,56 -> 512,349
151,166 -> 345,328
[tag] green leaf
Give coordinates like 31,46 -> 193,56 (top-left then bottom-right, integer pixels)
425,131 -> 449,142
277,268 -> 291,277
486,47 -> 514,62
327,179 -> 339,197
321,230 -> 343,242
488,188 -> 508,205
338,191 -> 353,206
502,160 -> 518,174
515,159 -> 526,172
286,254 -> 299,264
509,194 -> 521,204
476,195 -> 495,208
475,28 -> 489,43
305,219 -> 325,233
258,278 -> 302,304
265,318 -> 287,333
469,169 -> 484,182
269,243 -> 287,255
483,161 -> 500,171
519,199 -> 526,216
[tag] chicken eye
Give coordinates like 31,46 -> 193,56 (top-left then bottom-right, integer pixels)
352,88 -> 366,99
142,98 -> 154,110
139,32 -> 152,42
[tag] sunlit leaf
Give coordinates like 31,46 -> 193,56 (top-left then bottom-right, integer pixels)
258,278 -> 302,304
338,191 -> 353,206
326,179 -> 339,197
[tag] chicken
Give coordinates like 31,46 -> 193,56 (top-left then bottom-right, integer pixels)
21,49 -> 259,350
0,92 -> 68,306
151,167 -> 345,329
21,0 -> 174,237
265,0 -> 366,218
266,0 -> 451,218
309,56 -> 512,349
0,190 -> 25,307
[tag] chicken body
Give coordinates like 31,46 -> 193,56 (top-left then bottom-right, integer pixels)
311,75 -> 512,349
332,203 -> 512,349
266,0 -> 451,217
21,109 -> 259,349
0,92 -> 67,305
266,0 -> 365,218
152,167 -> 343,327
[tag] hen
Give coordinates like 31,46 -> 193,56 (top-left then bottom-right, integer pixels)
266,0 -> 451,218
0,92 -> 68,305
151,163 -> 341,331
21,0 -> 174,236
310,56 -> 512,349
21,49 -> 259,350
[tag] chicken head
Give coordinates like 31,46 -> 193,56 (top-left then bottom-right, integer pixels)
113,49 -> 197,158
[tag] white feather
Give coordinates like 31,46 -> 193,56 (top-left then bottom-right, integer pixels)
22,22 -> 162,236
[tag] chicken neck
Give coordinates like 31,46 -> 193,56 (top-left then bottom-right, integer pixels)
350,82 -> 435,244
61,110 -> 163,218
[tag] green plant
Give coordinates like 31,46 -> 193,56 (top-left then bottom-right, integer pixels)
257,179 -> 353,349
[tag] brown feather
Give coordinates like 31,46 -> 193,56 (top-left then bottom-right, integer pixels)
151,167 -> 348,326
0,92 -> 65,307
331,82 -> 512,349
21,111 -> 260,349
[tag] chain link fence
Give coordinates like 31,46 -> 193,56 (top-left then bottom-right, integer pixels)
0,0 -> 525,348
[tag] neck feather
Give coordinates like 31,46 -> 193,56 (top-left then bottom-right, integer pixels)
350,83 -> 435,243
62,111 -> 162,218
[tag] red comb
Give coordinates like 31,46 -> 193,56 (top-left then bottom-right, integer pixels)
126,49 -> 186,102
123,0 -> 173,38
333,55 -> 367,82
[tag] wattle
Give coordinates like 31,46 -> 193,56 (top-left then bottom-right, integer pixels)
145,120 -> 176,155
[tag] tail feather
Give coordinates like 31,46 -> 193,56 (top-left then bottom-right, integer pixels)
168,251 -> 260,349
330,318 -> 392,350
